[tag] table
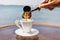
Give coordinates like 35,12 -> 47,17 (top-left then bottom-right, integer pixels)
0,25 -> 60,40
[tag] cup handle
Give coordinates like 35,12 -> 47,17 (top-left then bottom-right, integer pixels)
15,20 -> 22,29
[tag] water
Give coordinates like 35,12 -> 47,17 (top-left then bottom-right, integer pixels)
0,5 -> 60,26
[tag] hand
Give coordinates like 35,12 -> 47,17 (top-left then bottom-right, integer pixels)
38,0 -> 60,10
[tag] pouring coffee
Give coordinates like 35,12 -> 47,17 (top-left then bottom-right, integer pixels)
15,6 -> 40,33
22,6 -> 40,20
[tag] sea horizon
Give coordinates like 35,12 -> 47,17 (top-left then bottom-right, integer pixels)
0,5 -> 60,26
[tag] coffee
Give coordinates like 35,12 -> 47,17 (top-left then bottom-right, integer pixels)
22,12 -> 31,21
22,6 -> 31,20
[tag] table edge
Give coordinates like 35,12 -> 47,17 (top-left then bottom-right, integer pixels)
0,22 -> 60,28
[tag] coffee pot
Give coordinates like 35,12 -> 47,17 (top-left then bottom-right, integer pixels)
22,6 -> 40,19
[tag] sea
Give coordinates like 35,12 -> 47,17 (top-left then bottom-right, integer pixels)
0,5 -> 60,26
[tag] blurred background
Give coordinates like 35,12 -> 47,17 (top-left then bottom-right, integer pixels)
0,0 -> 60,26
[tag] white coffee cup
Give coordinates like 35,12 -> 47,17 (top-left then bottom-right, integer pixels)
15,19 -> 33,33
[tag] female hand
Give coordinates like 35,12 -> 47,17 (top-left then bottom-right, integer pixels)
38,0 -> 60,10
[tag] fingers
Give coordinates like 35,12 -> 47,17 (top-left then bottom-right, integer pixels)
38,0 -> 57,10
48,0 -> 52,2
39,0 -> 56,8
40,0 -> 55,7
38,0 -> 49,8
41,0 -> 49,4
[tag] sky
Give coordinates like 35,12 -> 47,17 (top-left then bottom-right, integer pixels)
0,0 -> 42,6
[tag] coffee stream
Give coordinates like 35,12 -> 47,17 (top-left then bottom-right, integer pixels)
24,12 -> 28,21
22,12 -> 31,21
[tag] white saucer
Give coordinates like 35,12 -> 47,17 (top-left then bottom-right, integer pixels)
15,28 -> 39,36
